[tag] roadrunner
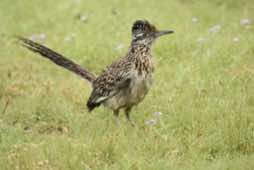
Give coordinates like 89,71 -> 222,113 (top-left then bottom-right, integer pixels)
18,20 -> 174,126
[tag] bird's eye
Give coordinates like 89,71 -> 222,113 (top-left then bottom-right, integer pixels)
133,24 -> 142,30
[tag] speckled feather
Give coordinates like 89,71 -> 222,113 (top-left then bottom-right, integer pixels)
87,44 -> 154,110
18,20 -> 172,125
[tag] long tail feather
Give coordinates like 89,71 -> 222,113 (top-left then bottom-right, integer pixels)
18,37 -> 96,83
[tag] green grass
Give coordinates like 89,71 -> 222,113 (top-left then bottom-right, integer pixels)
1,0 -> 254,169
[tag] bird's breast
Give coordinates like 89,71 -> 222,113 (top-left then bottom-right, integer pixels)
135,54 -> 154,75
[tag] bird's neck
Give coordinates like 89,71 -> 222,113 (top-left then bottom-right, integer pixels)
128,42 -> 152,55
127,42 -> 154,74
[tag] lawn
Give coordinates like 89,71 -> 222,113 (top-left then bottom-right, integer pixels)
0,0 -> 254,169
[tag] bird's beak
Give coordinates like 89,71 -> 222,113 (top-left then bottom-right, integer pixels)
155,30 -> 174,38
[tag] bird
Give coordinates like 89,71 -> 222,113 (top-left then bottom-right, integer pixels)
18,20 -> 174,126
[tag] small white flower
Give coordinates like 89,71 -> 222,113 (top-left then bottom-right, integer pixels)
28,33 -> 46,41
115,43 -> 124,50
240,18 -> 252,26
209,25 -> 221,33
64,36 -> 71,42
39,33 -> 46,40
153,112 -> 162,117
70,33 -> 76,37
29,35 -> 37,41
191,17 -> 198,23
64,33 -> 76,42
80,15 -> 88,22
232,37 -> 240,43
73,0 -> 81,4
75,13 -> 89,23
145,119 -> 157,126
197,37 -> 206,43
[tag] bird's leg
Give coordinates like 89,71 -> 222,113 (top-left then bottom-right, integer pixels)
113,110 -> 120,127
124,107 -> 135,126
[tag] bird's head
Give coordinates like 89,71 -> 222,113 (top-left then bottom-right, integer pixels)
131,20 -> 174,45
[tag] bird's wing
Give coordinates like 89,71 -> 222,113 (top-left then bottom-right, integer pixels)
86,59 -> 133,111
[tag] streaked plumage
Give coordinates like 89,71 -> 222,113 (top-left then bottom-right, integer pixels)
18,20 -> 174,126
